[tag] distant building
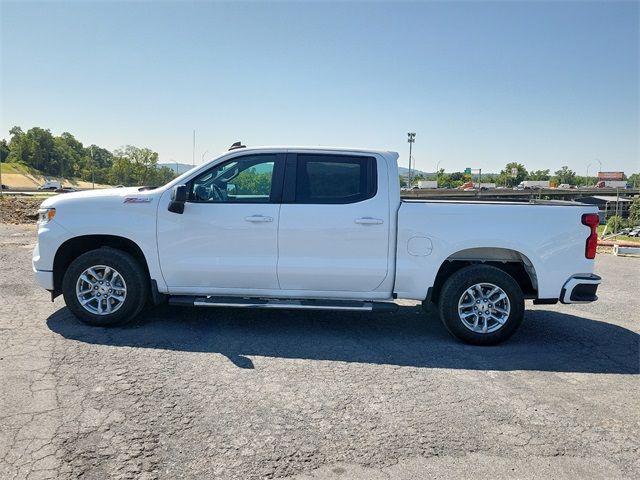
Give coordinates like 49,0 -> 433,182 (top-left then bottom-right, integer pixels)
576,195 -> 632,223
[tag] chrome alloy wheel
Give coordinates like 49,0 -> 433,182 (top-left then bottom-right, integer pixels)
457,282 -> 511,334
75,265 -> 127,315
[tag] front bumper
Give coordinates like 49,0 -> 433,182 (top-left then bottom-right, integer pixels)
560,274 -> 601,304
33,267 -> 54,291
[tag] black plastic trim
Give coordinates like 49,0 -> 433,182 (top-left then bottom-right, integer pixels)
282,153 -> 297,203
570,283 -> 599,302
533,298 -> 558,305
168,296 -> 196,306
150,280 -> 167,305
371,302 -> 398,313
424,287 -> 433,303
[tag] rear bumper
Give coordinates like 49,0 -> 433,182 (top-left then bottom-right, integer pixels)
560,274 -> 601,304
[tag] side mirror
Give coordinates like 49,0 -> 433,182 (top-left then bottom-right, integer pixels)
168,184 -> 187,214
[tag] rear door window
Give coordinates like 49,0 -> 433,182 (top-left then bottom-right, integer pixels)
294,154 -> 377,204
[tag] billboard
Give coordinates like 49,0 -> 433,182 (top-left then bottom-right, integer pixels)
598,172 -> 624,181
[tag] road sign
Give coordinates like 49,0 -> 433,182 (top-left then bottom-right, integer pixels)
464,168 -> 471,174
511,167 -> 518,178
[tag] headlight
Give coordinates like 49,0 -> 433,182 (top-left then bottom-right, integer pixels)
38,208 -> 56,224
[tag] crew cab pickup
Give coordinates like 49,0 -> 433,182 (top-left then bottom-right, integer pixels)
33,146 -> 601,345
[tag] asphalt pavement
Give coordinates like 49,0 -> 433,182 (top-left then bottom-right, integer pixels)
0,223 -> 638,479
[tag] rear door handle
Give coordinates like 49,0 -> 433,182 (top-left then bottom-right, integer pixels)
244,215 -> 273,223
354,217 -> 384,225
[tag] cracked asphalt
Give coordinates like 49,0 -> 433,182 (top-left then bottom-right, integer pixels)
0,223 -> 638,479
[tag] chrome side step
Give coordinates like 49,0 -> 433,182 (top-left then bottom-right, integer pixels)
168,295 -> 398,312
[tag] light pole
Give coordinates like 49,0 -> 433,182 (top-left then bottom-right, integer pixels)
90,146 -> 95,189
595,159 -> 602,187
192,130 -> 196,167
407,132 -> 416,187
435,160 -> 442,188
586,163 -> 592,187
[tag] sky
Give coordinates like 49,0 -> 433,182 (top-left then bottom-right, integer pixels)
1,0 -> 638,174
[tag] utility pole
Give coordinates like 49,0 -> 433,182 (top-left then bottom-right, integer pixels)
407,132 -> 416,187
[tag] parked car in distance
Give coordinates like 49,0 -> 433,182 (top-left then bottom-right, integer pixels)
33,145 -> 601,346
38,180 -> 62,191
55,187 -> 78,194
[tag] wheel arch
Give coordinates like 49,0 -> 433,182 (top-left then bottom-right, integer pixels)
53,235 -> 151,294
428,247 -> 538,304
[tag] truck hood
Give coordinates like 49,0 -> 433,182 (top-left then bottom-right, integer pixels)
40,187 -> 160,208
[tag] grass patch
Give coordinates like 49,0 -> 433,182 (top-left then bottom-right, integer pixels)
0,162 -> 40,175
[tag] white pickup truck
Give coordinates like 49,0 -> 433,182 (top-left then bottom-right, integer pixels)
33,146 -> 601,345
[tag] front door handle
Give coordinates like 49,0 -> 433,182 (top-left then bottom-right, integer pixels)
245,215 -> 274,223
354,217 -> 384,225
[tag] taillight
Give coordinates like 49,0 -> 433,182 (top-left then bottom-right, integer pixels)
582,213 -> 599,259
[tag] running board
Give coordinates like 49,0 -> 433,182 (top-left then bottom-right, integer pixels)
168,295 -> 398,312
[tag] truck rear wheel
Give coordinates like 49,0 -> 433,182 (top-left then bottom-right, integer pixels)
62,248 -> 148,326
438,265 -> 524,345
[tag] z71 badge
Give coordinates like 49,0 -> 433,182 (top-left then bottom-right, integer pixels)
123,197 -> 152,203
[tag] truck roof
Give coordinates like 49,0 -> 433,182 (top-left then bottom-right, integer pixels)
226,146 -> 399,158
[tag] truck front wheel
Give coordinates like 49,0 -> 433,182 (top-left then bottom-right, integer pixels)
62,248 -> 148,326
438,265 -> 524,345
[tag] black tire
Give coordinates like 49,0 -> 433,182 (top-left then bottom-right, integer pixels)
438,265 -> 524,345
62,248 -> 148,326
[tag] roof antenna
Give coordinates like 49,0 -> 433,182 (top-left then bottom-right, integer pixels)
229,141 -> 246,151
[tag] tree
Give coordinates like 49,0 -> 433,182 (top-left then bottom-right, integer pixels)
528,169 -> 550,181
85,145 -> 114,184
629,197 -> 640,226
2,125 -> 177,187
554,166 -> 576,185
606,215 -> 624,233
233,167 -> 272,195
6,126 -> 29,165
437,171 -> 467,189
628,173 -> 640,188
498,162 -> 528,187
0,139 -> 9,163
109,145 -> 170,186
